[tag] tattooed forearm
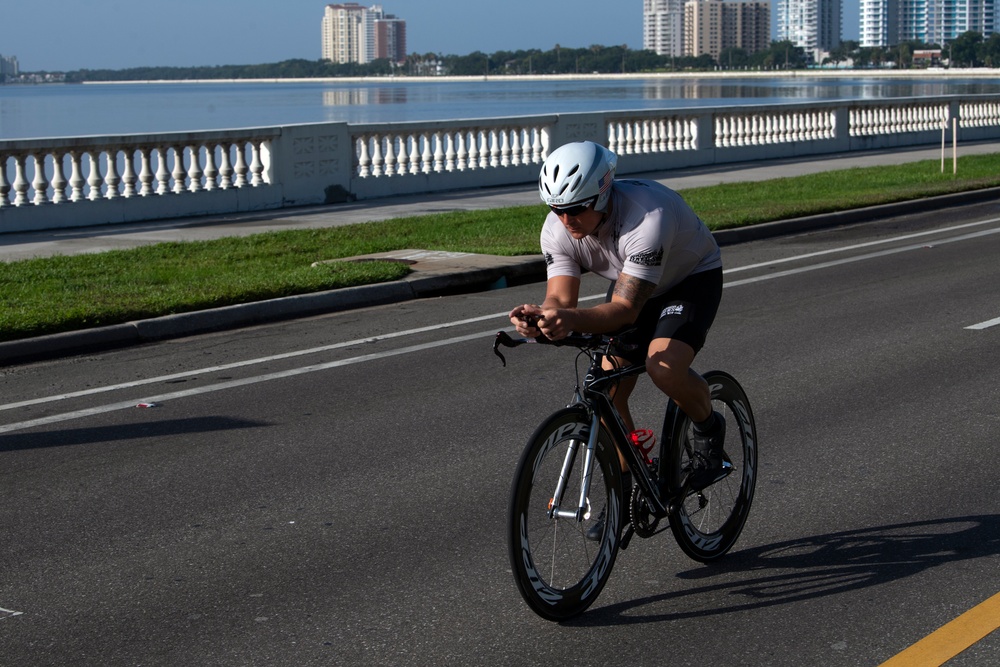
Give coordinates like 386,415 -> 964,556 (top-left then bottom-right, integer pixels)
613,273 -> 657,310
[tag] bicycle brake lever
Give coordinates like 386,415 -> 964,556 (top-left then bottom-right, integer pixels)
493,331 -> 514,367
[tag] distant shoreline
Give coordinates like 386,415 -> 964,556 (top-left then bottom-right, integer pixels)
73,68 -> 1000,85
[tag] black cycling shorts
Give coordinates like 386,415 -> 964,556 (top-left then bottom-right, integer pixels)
605,267 -> 723,364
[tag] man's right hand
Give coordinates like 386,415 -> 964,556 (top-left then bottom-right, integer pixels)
508,304 -> 544,337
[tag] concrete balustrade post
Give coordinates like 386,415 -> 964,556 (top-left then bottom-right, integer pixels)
31,154 -> 50,205
0,156 -> 9,208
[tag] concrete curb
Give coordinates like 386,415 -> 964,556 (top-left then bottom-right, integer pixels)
3,187 -> 998,365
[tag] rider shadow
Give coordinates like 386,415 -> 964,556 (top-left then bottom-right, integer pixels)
569,514 -> 1000,626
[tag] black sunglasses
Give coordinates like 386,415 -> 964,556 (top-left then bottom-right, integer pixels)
549,197 -> 596,217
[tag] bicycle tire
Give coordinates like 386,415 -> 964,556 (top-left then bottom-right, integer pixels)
507,407 -> 624,621
665,370 -> 758,562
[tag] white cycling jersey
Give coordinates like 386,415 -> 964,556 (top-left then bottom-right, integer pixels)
541,179 -> 722,296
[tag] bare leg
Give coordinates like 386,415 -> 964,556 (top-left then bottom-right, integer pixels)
604,356 -> 636,473
645,338 -> 712,423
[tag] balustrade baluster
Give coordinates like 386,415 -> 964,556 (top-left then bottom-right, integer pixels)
486,130 -> 498,168
666,120 -> 677,151
203,146 -> 218,191
233,144 -> 249,188
171,146 -> 187,193
68,152 -> 85,201
49,154 -> 68,203
495,129 -> 508,167
456,131 -> 468,171
745,116 -> 756,146
445,132 -> 457,171
432,132 -> 445,172
32,154 -> 50,205
420,132 -> 434,174
357,135 -> 372,178
121,149 -> 137,197
509,130 -> 521,167
153,147 -> 170,194
0,156 -> 10,208
384,135 -> 398,176
104,149 -> 121,199
466,130 -> 481,170
87,153 -> 103,201
187,146 -> 204,192
531,128 -> 543,164
218,145 -> 234,189
138,148 -> 154,195
249,141 -> 265,186
395,136 -> 410,175
12,155 -> 30,206
408,135 -> 421,175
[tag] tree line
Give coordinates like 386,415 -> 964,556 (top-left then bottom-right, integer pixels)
47,32 -> 1000,83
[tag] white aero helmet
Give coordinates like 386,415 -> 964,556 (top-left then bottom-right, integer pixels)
538,141 -> 618,212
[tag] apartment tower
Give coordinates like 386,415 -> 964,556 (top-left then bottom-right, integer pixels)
860,0 -> 997,47
776,0 -> 843,61
322,4 -> 406,64
683,0 -> 771,60
644,0 -> 686,56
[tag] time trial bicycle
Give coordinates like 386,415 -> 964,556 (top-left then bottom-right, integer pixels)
494,327 -> 758,621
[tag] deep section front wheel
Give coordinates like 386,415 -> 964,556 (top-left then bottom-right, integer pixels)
667,370 -> 758,562
507,407 -> 624,621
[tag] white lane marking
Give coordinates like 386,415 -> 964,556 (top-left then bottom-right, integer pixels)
966,317 -> 1000,330
726,226 -> 1000,287
724,217 -> 1000,274
1,607 -> 24,618
0,331 -> 492,434
4,220 -> 999,433
0,312 -> 507,413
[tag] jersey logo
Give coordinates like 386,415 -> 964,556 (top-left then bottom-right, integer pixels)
543,252 -> 555,266
661,304 -> 685,317
627,248 -> 664,267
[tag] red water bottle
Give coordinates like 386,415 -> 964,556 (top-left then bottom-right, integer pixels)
629,428 -> 656,465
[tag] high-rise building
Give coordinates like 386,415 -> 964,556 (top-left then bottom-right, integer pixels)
861,0 -> 997,47
776,0 -> 842,61
683,0 -> 771,60
644,0 -> 686,57
375,15 -> 407,63
0,54 -> 18,78
322,3 -> 406,64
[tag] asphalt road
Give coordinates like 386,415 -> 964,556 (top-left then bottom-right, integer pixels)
2,201 -> 1000,666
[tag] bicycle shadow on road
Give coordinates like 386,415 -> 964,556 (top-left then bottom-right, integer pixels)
569,514 -> 1000,626
0,416 -> 270,453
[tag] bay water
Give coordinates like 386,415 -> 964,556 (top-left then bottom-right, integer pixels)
3,74 -> 1000,140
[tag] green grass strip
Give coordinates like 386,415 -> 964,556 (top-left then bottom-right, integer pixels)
1,154 -> 999,343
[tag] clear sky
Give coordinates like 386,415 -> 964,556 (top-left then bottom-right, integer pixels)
1,0 -> 860,72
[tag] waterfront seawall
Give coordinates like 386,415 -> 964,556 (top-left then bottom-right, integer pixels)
2,94 -> 1000,234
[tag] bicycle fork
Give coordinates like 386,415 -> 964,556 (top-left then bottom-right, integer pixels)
546,412 -> 602,523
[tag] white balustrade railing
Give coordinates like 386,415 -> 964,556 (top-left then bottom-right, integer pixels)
3,94 -> 1000,233
351,120 -> 551,178
607,116 -> 698,154
0,132 -> 275,211
849,102 -> 949,136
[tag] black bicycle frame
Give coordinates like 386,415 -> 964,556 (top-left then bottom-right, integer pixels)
575,351 -> 678,518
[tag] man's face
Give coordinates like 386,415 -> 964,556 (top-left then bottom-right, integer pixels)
550,198 -> 602,239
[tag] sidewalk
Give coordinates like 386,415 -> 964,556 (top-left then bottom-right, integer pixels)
2,141 -> 999,364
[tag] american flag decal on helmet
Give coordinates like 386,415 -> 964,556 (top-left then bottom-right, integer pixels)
598,171 -> 612,195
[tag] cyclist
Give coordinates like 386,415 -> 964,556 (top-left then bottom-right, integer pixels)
508,140 -> 727,508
